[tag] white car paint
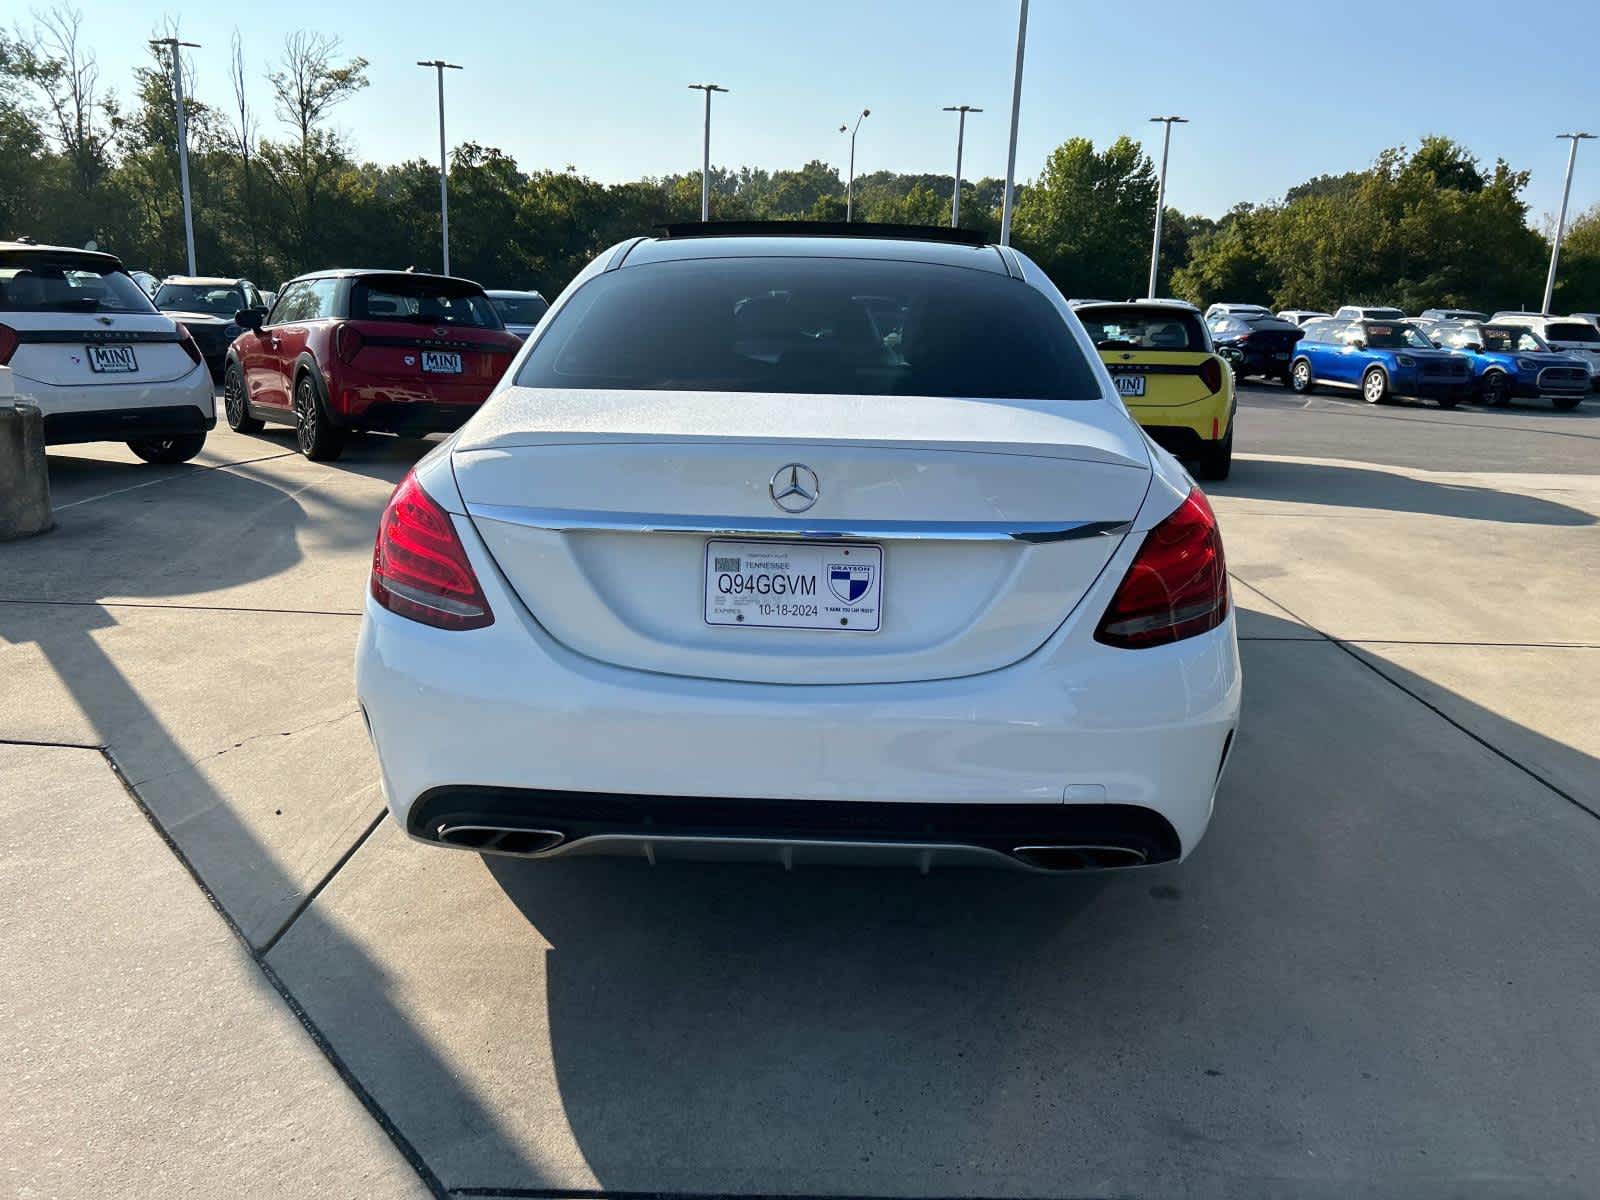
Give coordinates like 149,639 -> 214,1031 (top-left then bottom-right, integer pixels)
356,236 -> 1242,873
1487,313 -> 1600,386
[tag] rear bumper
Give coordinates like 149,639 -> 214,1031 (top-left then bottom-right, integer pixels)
42,404 -> 216,446
342,399 -> 482,434
1141,424 -> 1223,456
356,512 -> 1243,865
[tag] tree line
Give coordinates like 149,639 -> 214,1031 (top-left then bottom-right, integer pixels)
3,8 -> 1597,314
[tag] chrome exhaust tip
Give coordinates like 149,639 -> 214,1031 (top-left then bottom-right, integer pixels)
1012,844 -> 1149,871
434,824 -> 566,857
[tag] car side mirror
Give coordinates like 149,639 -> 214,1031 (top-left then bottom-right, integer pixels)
1466,343 -> 1483,353
235,308 -> 265,331
1350,338 -> 1366,350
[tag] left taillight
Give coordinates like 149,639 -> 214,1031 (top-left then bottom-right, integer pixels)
1095,487 -> 1228,649
175,322 -> 203,365
0,322 -> 18,365
336,324 -> 364,364
370,472 -> 494,631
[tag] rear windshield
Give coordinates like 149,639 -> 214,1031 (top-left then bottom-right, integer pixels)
155,283 -> 246,316
1079,306 -> 1207,352
351,276 -> 501,329
515,257 -> 1101,400
0,253 -> 156,314
1546,322 -> 1600,343
490,295 -> 549,324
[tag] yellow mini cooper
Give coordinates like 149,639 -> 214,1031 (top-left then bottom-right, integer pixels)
1072,299 -> 1235,481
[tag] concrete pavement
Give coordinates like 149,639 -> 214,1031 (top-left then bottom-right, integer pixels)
4,391 -> 1599,1197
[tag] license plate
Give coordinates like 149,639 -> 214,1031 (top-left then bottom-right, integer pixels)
1114,374 -> 1145,397
705,540 -> 882,631
421,351 -> 462,374
88,345 -> 138,373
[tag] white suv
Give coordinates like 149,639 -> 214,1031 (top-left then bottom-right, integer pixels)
0,241 -> 215,462
1333,304 -> 1408,321
1489,312 -> 1600,390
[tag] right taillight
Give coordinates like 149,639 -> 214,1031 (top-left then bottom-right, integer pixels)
1095,487 -> 1228,649
1199,357 -> 1224,393
370,472 -> 494,631
0,323 -> 16,365
336,324 -> 364,364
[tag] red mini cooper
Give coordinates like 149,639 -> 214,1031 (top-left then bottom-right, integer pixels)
223,269 -> 522,460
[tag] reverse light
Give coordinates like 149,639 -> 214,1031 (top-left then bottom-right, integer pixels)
336,324 -> 365,364
370,472 -> 494,630
1198,357 -> 1224,394
175,322 -> 203,365
0,322 -> 16,365
1095,487 -> 1228,649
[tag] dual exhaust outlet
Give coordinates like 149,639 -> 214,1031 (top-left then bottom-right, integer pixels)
431,823 -> 1148,872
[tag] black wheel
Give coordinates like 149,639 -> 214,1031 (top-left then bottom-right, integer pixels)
1289,358 -> 1315,394
1480,371 -> 1510,408
1192,424 -> 1234,482
293,371 -> 345,461
1553,393 -> 1584,412
1361,366 -> 1390,405
127,433 -> 206,464
223,363 -> 264,433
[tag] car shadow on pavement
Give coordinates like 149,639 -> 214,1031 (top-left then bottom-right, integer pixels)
1211,459 -> 1595,526
474,610 -> 1600,1195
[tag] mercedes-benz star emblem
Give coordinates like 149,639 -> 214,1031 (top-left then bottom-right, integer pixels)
769,463 -> 820,513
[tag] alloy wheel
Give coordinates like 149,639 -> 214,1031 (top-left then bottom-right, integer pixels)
295,379 -> 317,455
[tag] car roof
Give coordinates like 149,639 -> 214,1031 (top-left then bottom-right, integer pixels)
162,275 -> 247,286
287,267 -> 480,286
0,240 -> 123,269
1074,298 -> 1202,313
485,289 -> 545,299
621,232 -> 1012,276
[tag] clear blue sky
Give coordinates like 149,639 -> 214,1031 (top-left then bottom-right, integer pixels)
63,0 -> 1600,225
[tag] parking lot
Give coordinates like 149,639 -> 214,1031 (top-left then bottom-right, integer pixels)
5,383 -> 1600,1198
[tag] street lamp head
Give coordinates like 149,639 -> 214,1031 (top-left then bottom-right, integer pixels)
839,124 -> 848,133
417,60 -> 462,69
1556,131 -> 1595,140
1149,115 -> 1189,124
862,109 -> 871,118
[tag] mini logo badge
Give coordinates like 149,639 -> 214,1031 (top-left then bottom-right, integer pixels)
404,355 -> 416,366
769,463 -> 819,513
827,561 -> 874,605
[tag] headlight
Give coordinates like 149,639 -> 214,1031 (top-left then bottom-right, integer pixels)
1396,355 -> 1416,367
1515,357 -> 1540,371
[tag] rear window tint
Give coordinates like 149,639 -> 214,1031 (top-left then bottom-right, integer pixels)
351,276 -> 501,329
1546,322 -> 1600,343
490,295 -> 549,324
0,253 -> 155,314
516,257 -> 1101,400
1078,306 -> 1207,352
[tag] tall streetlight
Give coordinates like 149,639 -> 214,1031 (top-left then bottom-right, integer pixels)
1147,115 -> 1189,298
1542,132 -> 1595,314
840,109 -> 870,222
417,59 -> 463,275
943,105 -> 982,227
999,0 -> 1029,246
688,83 -> 728,221
150,36 -> 201,276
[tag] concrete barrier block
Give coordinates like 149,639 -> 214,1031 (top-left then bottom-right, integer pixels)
1,401 -> 53,540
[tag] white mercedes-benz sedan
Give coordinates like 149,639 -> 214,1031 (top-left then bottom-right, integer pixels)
356,224 -> 1241,873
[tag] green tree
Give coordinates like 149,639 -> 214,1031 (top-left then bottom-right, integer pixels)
1554,203 -> 1600,313
1010,135 -> 1158,298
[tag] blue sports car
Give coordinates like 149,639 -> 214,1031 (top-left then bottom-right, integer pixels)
1289,317 -> 1474,407
1431,323 -> 1589,410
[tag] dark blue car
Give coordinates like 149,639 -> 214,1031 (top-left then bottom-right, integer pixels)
1431,323 -> 1589,410
1289,317 -> 1473,407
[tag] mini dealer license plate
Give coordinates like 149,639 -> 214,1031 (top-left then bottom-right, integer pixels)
1114,374 -> 1145,397
87,345 -> 138,373
421,351 -> 462,373
704,540 -> 882,631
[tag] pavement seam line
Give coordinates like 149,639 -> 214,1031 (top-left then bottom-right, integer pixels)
1230,574 -> 1600,824
0,736 -> 107,751
258,805 -> 389,957
51,450 -> 299,511
450,1191 -> 1119,1200
95,745 -> 450,1200
0,598 -> 361,618
128,707 -> 365,788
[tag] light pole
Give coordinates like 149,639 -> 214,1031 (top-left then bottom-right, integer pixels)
999,0 -> 1029,246
150,37 -> 201,276
1542,132 -> 1595,314
943,105 -> 982,227
840,109 -> 869,222
1147,115 -> 1188,298
688,83 -> 728,221
417,59 -> 463,275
